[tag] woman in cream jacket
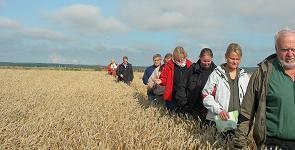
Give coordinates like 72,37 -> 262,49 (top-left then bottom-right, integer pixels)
202,43 -> 249,122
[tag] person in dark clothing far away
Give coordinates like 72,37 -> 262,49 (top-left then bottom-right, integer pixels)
186,48 -> 216,121
142,54 -> 162,102
233,28 -> 295,150
155,46 -> 192,112
116,56 -> 134,85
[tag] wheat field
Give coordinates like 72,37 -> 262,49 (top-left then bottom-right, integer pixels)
0,69 -> 246,149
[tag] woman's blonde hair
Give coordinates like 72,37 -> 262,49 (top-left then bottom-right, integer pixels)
225,43 -> 242,58
172,46 -> 187,61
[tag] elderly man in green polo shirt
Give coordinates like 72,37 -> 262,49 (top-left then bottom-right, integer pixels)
233,28 -> 295,150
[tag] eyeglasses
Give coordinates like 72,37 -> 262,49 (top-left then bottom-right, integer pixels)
280,48 -> 295,52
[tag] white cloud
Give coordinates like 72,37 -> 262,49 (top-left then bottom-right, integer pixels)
119,0 -> 295,37
95,40 -> 169,54
49,53 -> 78,64
48,4 -> 127,36
0,17 -> 22,29
22,28 -> 68,42
49,53 -> 66,63
119,1 -> 223,32
1,1 -> 293,66
0,18 -> 68,43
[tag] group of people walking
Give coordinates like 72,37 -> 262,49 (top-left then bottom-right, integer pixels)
107,28 -> 294,149
144,44 -> 247,123
141,28 -> 295,149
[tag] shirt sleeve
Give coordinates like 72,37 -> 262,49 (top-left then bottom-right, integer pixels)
202,71 -> 223,115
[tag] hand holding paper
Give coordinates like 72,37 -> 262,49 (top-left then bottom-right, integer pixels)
219,110 -> 230,121
214,110 -> 239,132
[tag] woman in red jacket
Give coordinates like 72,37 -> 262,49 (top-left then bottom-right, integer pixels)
155,46 -> 192,112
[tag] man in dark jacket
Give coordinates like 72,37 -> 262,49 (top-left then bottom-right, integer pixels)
187,48 -> 216,121
142,54 -> 162,85
233,28 -> 295,149
117,56 -> 134,85
142,54 -> 162,102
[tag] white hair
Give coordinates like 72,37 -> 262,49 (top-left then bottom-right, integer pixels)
274,27 -> 295,46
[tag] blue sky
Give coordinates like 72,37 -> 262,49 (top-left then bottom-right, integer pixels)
0,0 -> 294,66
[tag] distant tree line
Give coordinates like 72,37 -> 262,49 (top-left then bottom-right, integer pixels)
0,62 -> 257,73
0,62 -> 102,71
